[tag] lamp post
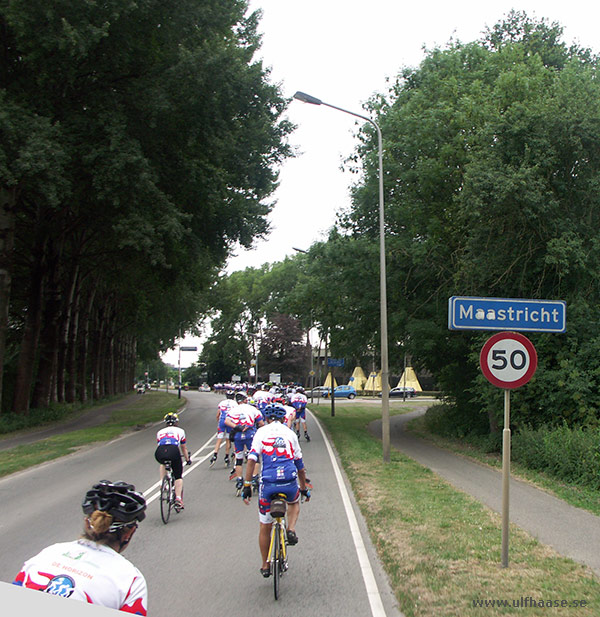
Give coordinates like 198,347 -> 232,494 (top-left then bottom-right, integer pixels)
293,91 -> 391,462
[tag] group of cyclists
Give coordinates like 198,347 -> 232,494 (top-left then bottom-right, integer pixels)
205,384 -> 313,576
12,382 -> 313,613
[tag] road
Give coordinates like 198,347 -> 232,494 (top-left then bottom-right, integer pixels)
0,391 -> 402,617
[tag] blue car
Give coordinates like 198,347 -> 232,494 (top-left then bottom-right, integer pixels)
324,385 -> 357,399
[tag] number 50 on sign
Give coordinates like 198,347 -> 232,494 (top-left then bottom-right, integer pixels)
480,332 -> 537,389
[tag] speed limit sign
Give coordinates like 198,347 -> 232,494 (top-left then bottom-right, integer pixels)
480,332 -> 537,389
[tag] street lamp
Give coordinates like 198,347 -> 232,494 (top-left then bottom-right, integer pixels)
293,91 -> 391,462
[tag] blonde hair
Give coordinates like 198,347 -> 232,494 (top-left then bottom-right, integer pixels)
83,510 -> 115,543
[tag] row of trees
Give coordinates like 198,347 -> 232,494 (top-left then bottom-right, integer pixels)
0,1 -> 292,413
198,12 -> 600,436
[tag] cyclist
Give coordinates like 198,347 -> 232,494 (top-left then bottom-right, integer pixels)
155,412 -> 191,511
290,388 -> 310,441
224,393 -> 264,494
13,480 -> 147,614
209,399 -> 236,468
242,402 -> 310,578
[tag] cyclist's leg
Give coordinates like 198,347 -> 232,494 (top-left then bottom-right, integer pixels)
259,522 -> 273,571
168,447 -> 184,502
258,481 -> 277,572
155,446 -> 168,481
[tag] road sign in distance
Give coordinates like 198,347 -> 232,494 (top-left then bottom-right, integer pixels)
179,346 -> 198,351
480,332 -> 538,389
327,358 -> 345,367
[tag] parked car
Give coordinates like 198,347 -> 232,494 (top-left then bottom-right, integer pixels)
379,386 -> 417,398
324,385 -> 357,399
198,383 -> 211,392
308,386 -> 331,398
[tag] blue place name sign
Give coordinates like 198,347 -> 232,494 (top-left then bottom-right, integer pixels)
448,296 -> 566,333
327,358 -> 345,367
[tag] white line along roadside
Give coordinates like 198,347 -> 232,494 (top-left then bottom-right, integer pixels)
308,409 -> 388,617
143,433 -> 216,504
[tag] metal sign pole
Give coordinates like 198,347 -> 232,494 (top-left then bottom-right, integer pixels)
501,388 -> 511,568
331,368 -> 335,417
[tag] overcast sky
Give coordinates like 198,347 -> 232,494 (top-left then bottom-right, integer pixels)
165,0 -> 600,367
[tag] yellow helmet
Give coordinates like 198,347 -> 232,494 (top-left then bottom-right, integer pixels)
164,412 -> 179,426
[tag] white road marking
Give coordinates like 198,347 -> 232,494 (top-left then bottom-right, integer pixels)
309,409 -> 388,617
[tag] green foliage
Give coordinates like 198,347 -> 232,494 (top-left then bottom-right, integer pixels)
0,1 -> 293,410
512,424 -> 600,489
343,11 -> 600,434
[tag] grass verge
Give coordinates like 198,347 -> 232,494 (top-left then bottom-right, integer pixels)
0,392 -> 182,478
313,404 -> 600,617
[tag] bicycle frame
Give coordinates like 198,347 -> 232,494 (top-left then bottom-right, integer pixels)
267,495 -> 289,600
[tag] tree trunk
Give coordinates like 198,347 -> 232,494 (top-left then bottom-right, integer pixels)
77,285 -> 96,403
32,256 -> 62,410
56,266 -> 79,403
13,247 -> 46,415
65,278 -> 81,403
0,187 -> 17,413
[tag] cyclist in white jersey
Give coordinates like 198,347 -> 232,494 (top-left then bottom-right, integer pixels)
13,480 -> 147,614
242,403 -> 310,578
155,412 -> 191,510
209,399 -> 236,467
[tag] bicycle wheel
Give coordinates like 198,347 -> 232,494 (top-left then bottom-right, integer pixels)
272,524 -> 280,600
160,474 -> 172,524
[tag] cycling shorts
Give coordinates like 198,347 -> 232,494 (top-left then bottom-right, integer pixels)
258,480 -> 300,524
155,444 -> 183,480
294,408 -> 306,420
233,429 -> 255,454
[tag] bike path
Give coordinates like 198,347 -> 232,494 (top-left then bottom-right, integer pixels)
370,408 -> 600,575
0,392 -> 153,452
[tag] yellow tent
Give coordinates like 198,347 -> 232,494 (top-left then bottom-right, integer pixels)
348,366 -> 367,391
323,372 -> 338,389
363,370 -> 387,393
396,367 -> 423,392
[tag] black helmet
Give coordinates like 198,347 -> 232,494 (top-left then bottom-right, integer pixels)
82,480 -> 146,528
264,403 -> 286,420
164,412 -> 179,425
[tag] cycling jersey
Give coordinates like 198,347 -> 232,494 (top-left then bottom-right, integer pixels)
283,404 -> 296,426
226,403 -> 263,430
156,426 -> 186,447
217,400 -> 237,433
248,421 -> 304,483
252,390 -> 273,411
289,392 -> 307,411
13,538 -> 147,615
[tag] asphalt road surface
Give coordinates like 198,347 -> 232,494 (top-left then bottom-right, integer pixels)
0,391 -> 403,617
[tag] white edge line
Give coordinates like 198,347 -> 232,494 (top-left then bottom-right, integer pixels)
309,409 -> 387,617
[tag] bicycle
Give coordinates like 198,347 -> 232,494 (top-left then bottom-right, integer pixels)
267,493 -> 289,600
159,460 -> 187,523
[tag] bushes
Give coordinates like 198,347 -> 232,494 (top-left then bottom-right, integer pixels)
512,424 -> 600,490
425,404 -> 600,489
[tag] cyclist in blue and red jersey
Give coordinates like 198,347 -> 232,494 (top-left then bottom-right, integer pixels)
154,412 -> 191,511
242,403 -> 310,578
290,388 -> 310,441
224,394 -> 264,494
209,399 -> 236,468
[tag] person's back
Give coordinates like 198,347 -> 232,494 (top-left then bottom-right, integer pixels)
15,538 -> 145,611
13,480 -> 147,614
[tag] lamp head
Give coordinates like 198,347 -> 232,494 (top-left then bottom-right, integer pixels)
293,91 -> 322,105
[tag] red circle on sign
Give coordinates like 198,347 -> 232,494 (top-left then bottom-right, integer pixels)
480,332 -> 538,389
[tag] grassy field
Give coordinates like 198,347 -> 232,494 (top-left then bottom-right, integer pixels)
0,392 -> 181,478
313,403 -> 600,617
